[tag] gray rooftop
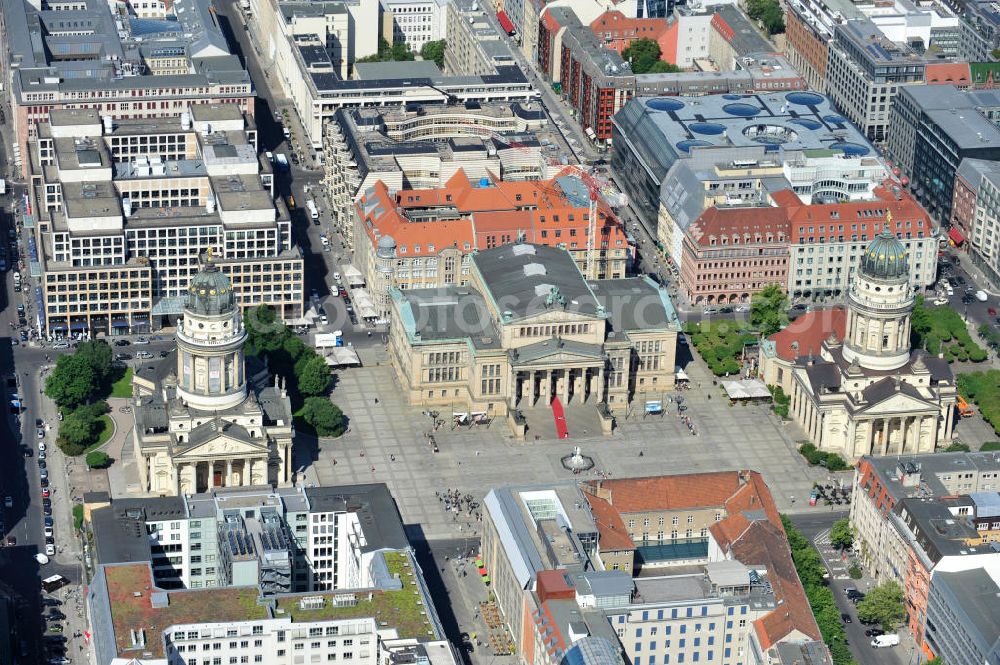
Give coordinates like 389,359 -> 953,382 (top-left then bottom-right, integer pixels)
355,60 -> 442,81
304,483 -> 409,553
956,158 -> 1000,193
615,92 -> 874,166
633,573 -> 715,603
714,4 -> 777,57
91,497 -> 187,565
393,286 -> 501,349
588,277 -> 680,332
932,568 -> 1000,647
472,244 -> 602,323
859,450 -> 1000,502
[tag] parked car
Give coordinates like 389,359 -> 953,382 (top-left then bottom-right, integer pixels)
44,526 -> 53,538
135,351 -> 154,359
3,496 -> 11,508
5,536 -> 15,546
133,337 -> 150,345
41,488 -> 50,498
841,613 -> 852,624
37,459 -> 46,470
114,339 -> 130,346
115,353 -> 131,361
865,628 -> 885,637
45,543 -> 55,556
47,611 -> 66,621
52,342 -> 69,349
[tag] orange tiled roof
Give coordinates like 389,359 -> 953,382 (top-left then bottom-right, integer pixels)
688,206 -> 791,246
925,62 -> 971,87
583,492 -> 636,552
586,471 -> 745,513
785,186 -> 931,242
766,307 -> 846,361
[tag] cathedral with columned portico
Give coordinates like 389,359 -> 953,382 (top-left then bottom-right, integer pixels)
130,254 -> 294,496
789,224 -> 958,459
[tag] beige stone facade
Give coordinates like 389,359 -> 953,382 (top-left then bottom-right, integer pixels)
131,261 -> 294,496
789,230 -> 956,460
388,243 -> 679,425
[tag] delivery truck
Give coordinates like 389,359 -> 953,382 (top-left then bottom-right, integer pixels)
306,199 -> 319,221
871,634 -> 899,648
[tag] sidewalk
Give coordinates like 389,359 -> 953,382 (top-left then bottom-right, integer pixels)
952,248 -> 1000,297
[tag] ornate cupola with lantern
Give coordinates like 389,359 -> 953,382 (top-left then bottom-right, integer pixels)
130,250 -> 295,496
786,215 -> 957,460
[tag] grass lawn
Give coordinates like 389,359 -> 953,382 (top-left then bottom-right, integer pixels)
684,321 -> 757,376
110,367 -> 133,398
912,298 -> 987,363
84,415 -> 115,453
958,370 -> 1000,437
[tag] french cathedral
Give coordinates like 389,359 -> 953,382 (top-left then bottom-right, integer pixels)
789,226 -> 957,459
130,256 -> 294,495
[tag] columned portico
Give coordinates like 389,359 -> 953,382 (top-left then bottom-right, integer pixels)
173,456 -> 269,493
513,364 -> 607,406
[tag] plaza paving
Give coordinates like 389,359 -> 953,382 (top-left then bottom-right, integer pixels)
295,349 -> 837,541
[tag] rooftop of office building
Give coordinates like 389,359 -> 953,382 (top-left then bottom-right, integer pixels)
834,18 -> 925,64
99,550 -> 438,659
860,451 -> 1000,501
931,567 -> 1000,647
2,0 -> 249,100
615,92 -> 873,160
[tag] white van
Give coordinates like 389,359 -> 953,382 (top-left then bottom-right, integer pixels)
871,634 -> 899,648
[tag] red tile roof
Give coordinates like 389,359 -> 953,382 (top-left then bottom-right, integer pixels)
584,471 -> 745,513
783,186 -> 931,243
766,307 -> 847,361
582,472 -> 821,648
687,207 -> 790,247
925,63 -> 971,88
582,492 -> 636,552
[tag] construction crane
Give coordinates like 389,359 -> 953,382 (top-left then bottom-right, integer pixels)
558,164 -> 609,278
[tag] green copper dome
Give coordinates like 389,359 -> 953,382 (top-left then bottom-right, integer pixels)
860,225 -> 908,280
186,254 -> 235,316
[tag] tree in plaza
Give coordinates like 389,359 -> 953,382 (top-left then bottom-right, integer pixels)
57,408 -> 102,456
856,580 -> 906,630
750,284 -> 789,337
421,39 -> 446,68
45,354 -> 98,411
829,517 -> 854,549
86,451 -> 111,468
300,397 -> 345,437
296,353 -> 332,397
944,442 -> 970,452
76,340 -> 114,386
245,305 -> 290,356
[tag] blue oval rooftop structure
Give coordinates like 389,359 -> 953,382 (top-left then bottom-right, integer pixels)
689,122 -> 726,136
722,94 -> 743,100
830,142 -> 871,157
789,118 -> 822,130
723,103 -> 761,117
647,98 -> 685,112
676,140 -> 713,153
786,91 -> 824,106
824,114 -> 847,125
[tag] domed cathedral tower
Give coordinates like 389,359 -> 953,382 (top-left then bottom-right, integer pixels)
176,251 -> 249,412
842,221 -> 915,372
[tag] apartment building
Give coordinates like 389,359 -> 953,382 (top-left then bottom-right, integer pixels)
28,105 -> 302,336
850,454 -> 1000,655
959,0 -> 1000,62
969,165 -> 1000,290
612,92 -> 875,237
90,484 -> 409,594
354,171 -> 630,319
680,207 -> 790,306
323,101 -> 548,249
480,472 -> 826,665
539,6 -> 803,144
778,185 -> 938,299
445,0 -> 516,76
657,153 -> 889,274
87,551 -> 455,665
950,159 -> 1000,252
824,19 -> 926,144
250,0 -> 533,149
381,0 -> 448,51
886,85 -> 1000,223
0,0 -> 254,168
924,565 -> 1000,665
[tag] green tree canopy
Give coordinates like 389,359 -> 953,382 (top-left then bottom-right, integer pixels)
622,39 -> 680,74
358,38 -> 414,63
750,284 -> 789,336
45,354 -> 97,411
421,39 -> 446,68
301,397 -> 345,437
856,580 -> 905,630
829,517 -> 854,549
58,407 -> 104,455
77,340 -> 114,385
746,0 -> 785,33
86,451 -> 111,468
296,353 -> 332,397
945,442 -> 971,452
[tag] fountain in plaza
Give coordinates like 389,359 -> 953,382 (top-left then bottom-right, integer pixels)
560,445 -> 595,472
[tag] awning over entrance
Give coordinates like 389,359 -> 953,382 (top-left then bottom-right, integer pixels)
112,319 -> 130,328
350,288 -> 378,319
322,347 -> 361,367
948,227 -> 965,245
